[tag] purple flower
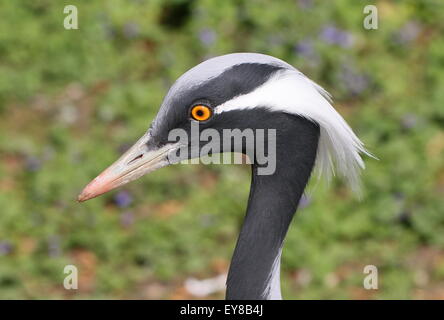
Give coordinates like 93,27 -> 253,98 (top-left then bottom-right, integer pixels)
198,28 -> 216,47
200,214 -> 216,227
98,13 -> 115,40
320,25 -> 354,48
394,21 -> 421,45
114,190 -> 133,208
25,156 -> 41,172
294,40 -> 320,67
297,0 -> 313,9
295,40 -> 315,58
298,194 -> 311,209
0,241 -> 12,256
401,114 -> 418,130
123,22 -> 140,39
102,22 -> 116,40
120,211 -> 135,227
393,192 -> 406,202
48,236 -> 61,257
339,65 -> 369,95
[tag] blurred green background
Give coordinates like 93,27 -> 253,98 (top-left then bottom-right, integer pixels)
0,0 -> 443,299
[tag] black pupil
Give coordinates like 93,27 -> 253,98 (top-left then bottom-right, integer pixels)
196,109 -> 204,117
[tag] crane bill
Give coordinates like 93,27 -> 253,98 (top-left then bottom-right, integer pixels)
77,132 -> 177,202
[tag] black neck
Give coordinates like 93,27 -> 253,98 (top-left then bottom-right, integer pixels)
226,115 -> 319,300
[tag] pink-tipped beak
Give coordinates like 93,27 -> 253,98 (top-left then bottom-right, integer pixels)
77,167 -> 121,202
77,132 -> 178,202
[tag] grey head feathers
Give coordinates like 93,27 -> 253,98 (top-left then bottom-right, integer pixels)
150,52 -> 371,193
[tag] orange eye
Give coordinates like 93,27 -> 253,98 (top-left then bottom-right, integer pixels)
190,105 -> 212,121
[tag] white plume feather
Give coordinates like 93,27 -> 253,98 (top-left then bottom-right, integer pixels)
216,69 -> 373,193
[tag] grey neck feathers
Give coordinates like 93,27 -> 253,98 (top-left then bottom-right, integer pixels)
225,115 -> 319,300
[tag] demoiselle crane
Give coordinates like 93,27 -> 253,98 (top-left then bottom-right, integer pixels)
78,53 -> 371,299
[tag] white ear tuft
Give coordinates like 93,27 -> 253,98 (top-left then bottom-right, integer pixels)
216,69 -> 374,194
304,75 -> 375,194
